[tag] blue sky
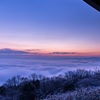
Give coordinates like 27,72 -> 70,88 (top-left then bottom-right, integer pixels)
0,0 -> 100,55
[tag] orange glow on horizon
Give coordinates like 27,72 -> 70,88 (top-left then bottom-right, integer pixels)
23,49 -> 100,57
0,44 -> 100,57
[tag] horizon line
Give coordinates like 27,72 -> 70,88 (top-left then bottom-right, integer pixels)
0,48 -> 100,57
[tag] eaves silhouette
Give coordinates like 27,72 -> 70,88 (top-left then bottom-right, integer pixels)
83,0 -> 100,12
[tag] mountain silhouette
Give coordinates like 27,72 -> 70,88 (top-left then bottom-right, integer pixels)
0,48 -> 30,55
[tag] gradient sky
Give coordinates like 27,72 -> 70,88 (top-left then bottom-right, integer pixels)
0,0 -> 100,55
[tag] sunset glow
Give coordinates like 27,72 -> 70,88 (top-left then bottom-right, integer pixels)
0,0 -> 100,56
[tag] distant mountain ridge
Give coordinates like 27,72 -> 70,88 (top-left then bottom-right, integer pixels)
0,48 -> 30,55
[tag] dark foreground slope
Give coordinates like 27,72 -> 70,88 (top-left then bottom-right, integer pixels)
0,69 -> 100,100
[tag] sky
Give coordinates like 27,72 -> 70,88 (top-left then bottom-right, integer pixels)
0,0 -> 100,56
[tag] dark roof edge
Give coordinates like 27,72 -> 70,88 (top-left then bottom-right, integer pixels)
83,0 -> 100,12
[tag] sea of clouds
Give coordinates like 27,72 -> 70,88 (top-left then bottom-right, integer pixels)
0,55 -> 100,85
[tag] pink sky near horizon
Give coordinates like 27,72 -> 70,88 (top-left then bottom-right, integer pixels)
0,42 -> 100,57
0,0 -> 100,56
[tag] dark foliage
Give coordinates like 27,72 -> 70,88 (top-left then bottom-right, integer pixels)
19,82 -> 36,100
0,69 -> 100,99
0,86 -> 6,96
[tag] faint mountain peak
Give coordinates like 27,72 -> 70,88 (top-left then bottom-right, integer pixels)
0,48 -> 13,51
0,48 -> 29,55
